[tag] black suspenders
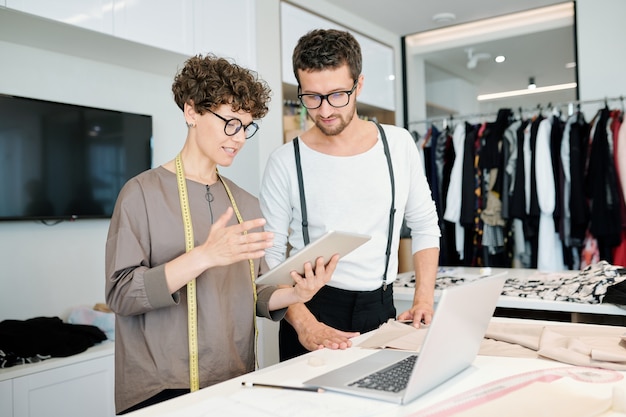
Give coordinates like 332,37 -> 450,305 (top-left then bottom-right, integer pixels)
292,121 -> 396,290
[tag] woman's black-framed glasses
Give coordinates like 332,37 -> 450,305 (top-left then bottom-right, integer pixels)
206,108 -> 259,139
297,80 -> 358,110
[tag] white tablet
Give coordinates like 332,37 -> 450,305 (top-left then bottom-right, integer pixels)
256,230 -> 371,286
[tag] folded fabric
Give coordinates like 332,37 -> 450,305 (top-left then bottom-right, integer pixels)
0,316 -> 107,368
483,322 -> 626,371
357,319 -> 426,351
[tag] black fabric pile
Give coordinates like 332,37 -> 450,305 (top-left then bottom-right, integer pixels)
0,316 -> 107,368
603,273 -> 626,305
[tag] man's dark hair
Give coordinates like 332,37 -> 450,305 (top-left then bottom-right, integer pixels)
292,29 -> 362,84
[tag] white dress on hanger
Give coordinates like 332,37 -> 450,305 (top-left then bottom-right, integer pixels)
443,123 -> 466,259
535,117 -> 565,271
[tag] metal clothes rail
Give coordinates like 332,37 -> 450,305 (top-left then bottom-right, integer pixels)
408,95 -> 626,127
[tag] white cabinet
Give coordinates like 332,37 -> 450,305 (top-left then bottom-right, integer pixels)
193,0 -> 256,69
6,0 -> 114,34
0,343 -> 115,417
0,379 -> 12,417
113,0 -> 194,55
4,0 -> 256,63
6,0 -> 196,56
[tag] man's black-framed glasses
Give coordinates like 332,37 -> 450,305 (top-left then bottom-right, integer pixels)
297,80 -> 358,110
206,108 -> 259,139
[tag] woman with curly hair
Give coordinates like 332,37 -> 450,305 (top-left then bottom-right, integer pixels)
105,54 -> 336,414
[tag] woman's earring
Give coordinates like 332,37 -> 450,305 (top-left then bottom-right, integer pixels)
186,121 -> 195,128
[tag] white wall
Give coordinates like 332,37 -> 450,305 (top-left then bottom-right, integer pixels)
425,65 -> 479,117
575,0 -> 626,106
0,39 -> 183,320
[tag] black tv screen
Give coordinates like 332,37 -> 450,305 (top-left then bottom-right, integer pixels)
0,94 -> 152,221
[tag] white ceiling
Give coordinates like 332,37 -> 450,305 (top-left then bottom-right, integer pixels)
327,0 -> 578,115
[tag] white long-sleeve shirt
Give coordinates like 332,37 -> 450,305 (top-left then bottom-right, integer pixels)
260,123 -> 440,291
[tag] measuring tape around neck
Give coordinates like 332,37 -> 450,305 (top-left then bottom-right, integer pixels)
175,153 -> 258,392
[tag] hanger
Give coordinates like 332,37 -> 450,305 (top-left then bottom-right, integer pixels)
576,103 -> 583,125
549,102 -> 561,118
448,115 -> 454,132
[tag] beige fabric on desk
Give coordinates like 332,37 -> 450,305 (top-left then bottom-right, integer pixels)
482,322 -> 626,371
358,320 -> 626,371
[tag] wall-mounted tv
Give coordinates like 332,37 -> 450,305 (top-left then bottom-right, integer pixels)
0,94 -> 153,221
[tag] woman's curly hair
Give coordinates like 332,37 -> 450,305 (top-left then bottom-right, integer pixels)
172,54 -> 271,119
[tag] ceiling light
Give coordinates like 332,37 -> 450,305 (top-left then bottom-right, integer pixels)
528,77 -> 536,89
565,62 -> 577,69
495,55 -> 506,63
432,12 -> 456,24
477,82 -> 577,101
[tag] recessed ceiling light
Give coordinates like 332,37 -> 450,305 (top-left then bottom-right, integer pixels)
432,12 -> 456,24
495,55 -> 506,63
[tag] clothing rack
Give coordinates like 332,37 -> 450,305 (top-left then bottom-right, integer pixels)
408,95 -> 626,128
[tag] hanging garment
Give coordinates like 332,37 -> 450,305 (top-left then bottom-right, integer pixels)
560,114 -> 579,269
424,124 -> 440,216
550,114 -> 565,233
614,115 -> 626,267
568,113 -> 591,247
524,116 -> 544,268
509,120 -> 530,220
444,123 -> 466,260
437,127 -> 458,266
467,124 -> 485,267
502,120 -> 521,221
479,109 -> 513,266
585,107 -> 622,261
460,123 -> 479,227
535,117 -> 565,271
433,127 -> 451,218
618,117 -> 626,206
509,120 -> 532,268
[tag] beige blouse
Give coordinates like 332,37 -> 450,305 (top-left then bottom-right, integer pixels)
105,166 -> 282,413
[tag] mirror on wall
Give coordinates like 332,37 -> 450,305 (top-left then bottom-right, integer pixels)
404,2 -> 576,132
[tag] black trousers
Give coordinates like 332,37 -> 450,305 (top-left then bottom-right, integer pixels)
118,389 -> 189,415
279,284 -> 396,361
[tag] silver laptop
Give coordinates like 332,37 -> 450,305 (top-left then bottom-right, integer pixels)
303,272 -> 507,404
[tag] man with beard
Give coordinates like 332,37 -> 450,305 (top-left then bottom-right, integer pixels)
260,29 -> 441,361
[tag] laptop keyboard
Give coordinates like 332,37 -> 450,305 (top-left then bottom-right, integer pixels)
348,354 -> 418,393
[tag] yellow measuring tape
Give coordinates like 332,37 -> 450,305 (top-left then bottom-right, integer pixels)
175,153 -> 258,392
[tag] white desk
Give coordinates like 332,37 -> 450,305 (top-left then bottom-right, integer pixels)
393,268 -> 626,321
125,319 -> 626,417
